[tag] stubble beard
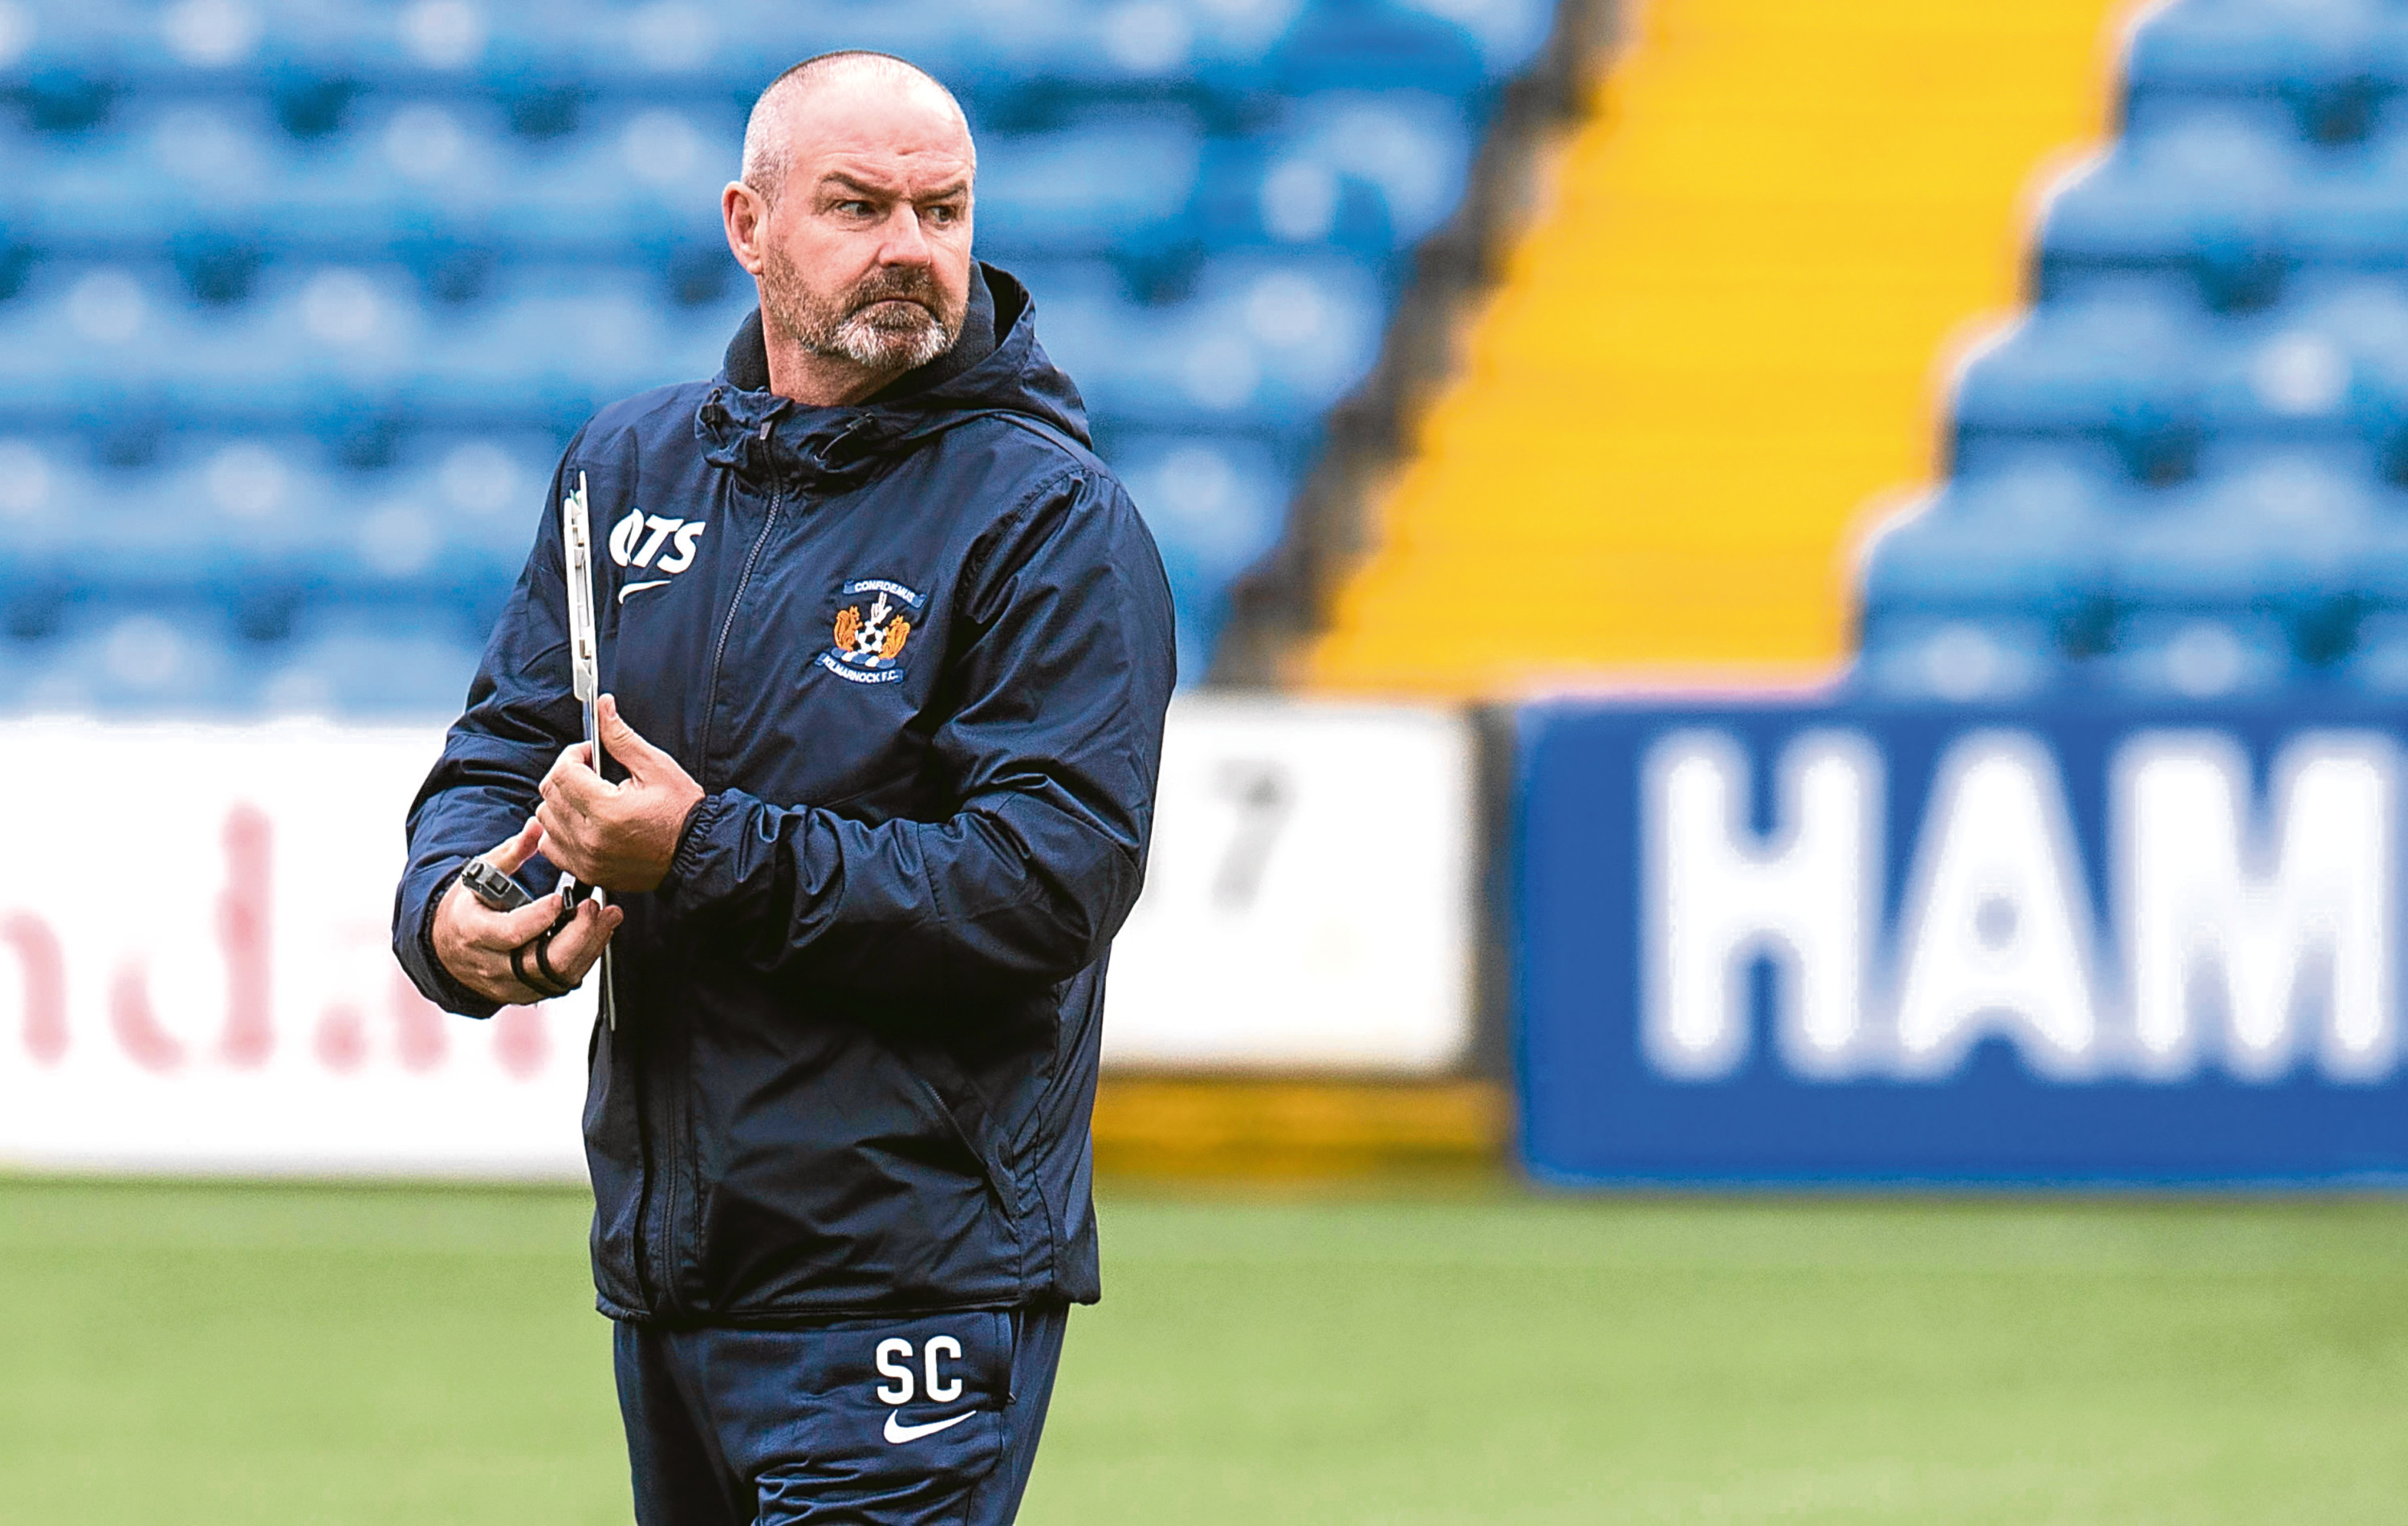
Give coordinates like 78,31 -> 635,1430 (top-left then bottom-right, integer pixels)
762,246 -> 964,374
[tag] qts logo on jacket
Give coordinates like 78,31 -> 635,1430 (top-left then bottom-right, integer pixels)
608,506 -> 708,602
820,580 -> 923,685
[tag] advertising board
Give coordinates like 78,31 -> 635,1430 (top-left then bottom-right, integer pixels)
0,698 -> 1472,1177
1104,696 -> 1474,1071
0,718 -> 591,1178
1519,696 -> 2408,1185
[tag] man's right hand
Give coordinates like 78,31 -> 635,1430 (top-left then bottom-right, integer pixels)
431,818 -> 624,1006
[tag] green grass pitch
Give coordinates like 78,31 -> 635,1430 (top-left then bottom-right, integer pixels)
8,1178 -> 2408,1523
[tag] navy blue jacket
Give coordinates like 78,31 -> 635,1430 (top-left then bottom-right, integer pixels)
393,266 -> 1177,1325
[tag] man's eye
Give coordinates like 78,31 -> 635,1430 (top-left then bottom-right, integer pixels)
925,205 -> 961,225
836,200 -> 874,216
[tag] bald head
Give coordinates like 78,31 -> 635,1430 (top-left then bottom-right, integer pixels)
720,51 -> 979,405
741,52 -> 973,210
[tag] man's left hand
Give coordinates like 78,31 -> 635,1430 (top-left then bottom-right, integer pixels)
538,694 -> 706,893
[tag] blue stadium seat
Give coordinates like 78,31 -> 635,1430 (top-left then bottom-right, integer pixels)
1857,614 -> 2064,701
1273,0 -> 1487,100
0,257 -> 746,450
1115,432 -> 1291,677
259,607 -> 483,718
276,96 -> 524,251
486,102 -> 737,295
334,433 -> 554,624
15,100 -> 291,284
2194,283 -> 2408,477
409,266 -> 746,433
2106,455 -> 2375,666
15,0 -> 1540,131
0,259 -> 339,450
0,605 -> 257,717
5,96 -> 742,300
2344,605 -> 2408,691
158,261 -> 432,440
2037,115 -> 2298,311
1,435 -> 349,633
2,8 -> 136,133
1857,468 -> 2118,658
5,87 -> 1461,299
974,112 -> 1205,267
2124,0 -> 2406,147
683,2 -> 992,113
2107,610 -> 2301,697
1950,291 -> 2215,483
0,425 -> 550,640
1397,0 -> 1557,83
1217,89 -> 1474,260
1029,251 -> 1382,450
0,431 -> 97,636
955,0 -> 1281,101
390,430 -> 555,551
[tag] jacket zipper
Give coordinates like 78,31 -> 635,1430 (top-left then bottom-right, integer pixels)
653,478 -> 787,1319
696,483 -> 786,781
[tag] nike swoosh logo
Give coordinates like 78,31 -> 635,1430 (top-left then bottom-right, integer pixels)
618,579 -> 672,604
883,1410 -> 974,1445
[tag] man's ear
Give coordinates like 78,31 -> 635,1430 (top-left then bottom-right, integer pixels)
722,181 -> 769,276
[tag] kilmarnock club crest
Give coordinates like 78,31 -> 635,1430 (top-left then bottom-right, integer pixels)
820,579 -> 923,684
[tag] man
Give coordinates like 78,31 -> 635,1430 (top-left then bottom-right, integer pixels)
391,51 -> 1177,1525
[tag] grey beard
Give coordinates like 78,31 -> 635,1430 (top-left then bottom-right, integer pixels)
767,267 -> 961,374
816,303 -> 954,370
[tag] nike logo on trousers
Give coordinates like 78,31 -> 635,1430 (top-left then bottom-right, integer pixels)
883,1410 -> 974,1444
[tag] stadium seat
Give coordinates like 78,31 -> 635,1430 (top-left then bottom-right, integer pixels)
1115,432 -> 1292,675
15,100 -> 290,288
1027,251 -> 1384,452
1220,89 -> 1475,260
0,432 -> 96,637
1395,0 -> 1557,83
1857,468 -> 2117,666
0,256 -> 747,450
259,607 -> 483,718
0,605 -> 258,717
1272,0 -> 1487,100
0,434 -> 349,634
0,423 -> 552,642
409,266 -> 746,434
1950,291 -> 2215,483
1849,466 -> 2119,630
2194,287 -> 2408,478
2036,115 -> 2298,311
2343,605 -> 2408,691
973,111 -> 1206,267
1857,614 -> 2065,701
2106,455 -> 2374,665
490,101 -> 738,263
2123,0 -> 2406,147
2106,610 -> 2300,697
2283,128 -> 2408,276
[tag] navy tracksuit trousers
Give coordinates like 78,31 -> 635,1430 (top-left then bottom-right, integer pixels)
614,1303 -> 1069,1525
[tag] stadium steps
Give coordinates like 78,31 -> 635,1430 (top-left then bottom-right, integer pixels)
1090,1077 -> 1507,1178
1304,0 -> 2137,696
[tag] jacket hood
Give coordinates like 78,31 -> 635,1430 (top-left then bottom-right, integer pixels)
696,262 -> 1091,492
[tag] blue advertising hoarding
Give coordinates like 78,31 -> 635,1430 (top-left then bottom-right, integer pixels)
1517,696 -> 2408,1185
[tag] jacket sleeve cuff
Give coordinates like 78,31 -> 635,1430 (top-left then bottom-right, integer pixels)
659,788 -> 762,916
409,862 -> 502,1019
